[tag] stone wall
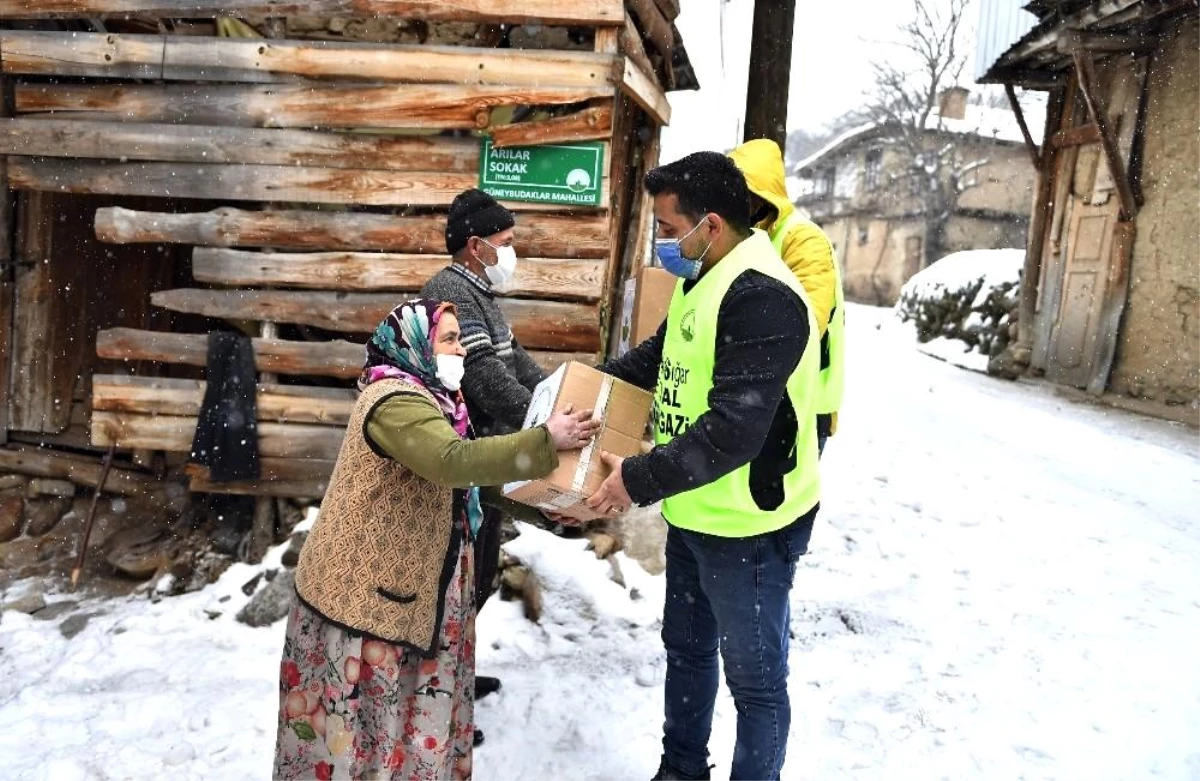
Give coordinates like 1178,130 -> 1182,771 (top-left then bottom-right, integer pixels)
1108,17 -> 1200,410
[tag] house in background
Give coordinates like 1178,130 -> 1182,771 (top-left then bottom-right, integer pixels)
793,88 -> 1041,305
977,0 -> 1198,416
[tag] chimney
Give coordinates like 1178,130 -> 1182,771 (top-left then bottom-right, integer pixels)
938,86 -> 969,121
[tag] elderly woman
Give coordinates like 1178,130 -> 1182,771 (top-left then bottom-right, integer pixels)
274,298 -> 597,781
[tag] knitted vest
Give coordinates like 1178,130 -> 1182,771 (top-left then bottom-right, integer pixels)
295,378 -> 458,657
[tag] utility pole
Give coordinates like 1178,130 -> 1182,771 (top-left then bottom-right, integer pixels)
743,0 -> 797,148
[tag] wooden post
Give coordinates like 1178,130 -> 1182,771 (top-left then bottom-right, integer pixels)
743,0 -> 796,148
0,71 -> 13,445
1072,51 -> 1138,221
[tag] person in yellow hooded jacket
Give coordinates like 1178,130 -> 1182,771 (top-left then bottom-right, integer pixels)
729,138 -> 845,452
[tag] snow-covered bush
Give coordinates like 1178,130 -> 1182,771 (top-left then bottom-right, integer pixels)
895,249 -> 1023,365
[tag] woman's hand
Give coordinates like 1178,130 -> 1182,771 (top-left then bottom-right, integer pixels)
544,404 -> 602,451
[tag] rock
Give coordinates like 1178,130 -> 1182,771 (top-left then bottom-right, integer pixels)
236,569 -> 295,627
987,347 -> 1027,382
0,475 -> 28,492
501,564 -> 529,594
59,612 -> 96,639
585,532 -> 620,560
32,600 -> 79,621
280,531 -> 307,568
3,589 -> 45,615
0,494 -> 23,543
241,572 -> 263,596
26,479 -> 76,499
25,498 -> 71,537
104,524 -> 179,580
520,572 -> 543,623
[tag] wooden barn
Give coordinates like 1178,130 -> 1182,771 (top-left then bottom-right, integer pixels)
0,0 -> 694,563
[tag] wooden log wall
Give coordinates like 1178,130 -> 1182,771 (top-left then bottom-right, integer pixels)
0,2 -> 676,499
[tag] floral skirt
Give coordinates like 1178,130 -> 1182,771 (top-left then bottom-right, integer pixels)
273,539 -> 476,781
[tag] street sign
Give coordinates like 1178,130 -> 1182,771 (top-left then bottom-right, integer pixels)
479,138 -> 605,207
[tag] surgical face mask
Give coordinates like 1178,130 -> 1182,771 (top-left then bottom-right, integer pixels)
435,354 -> 465,392
654,219 -> 712,280
481,240 -> 518,292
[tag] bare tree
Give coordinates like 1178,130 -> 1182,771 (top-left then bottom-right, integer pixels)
861,0 -> 982,267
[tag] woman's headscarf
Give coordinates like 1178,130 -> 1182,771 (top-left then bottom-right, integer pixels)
360,298 -> 482,537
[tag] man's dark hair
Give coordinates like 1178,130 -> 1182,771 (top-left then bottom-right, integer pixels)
644,152 -> 752,233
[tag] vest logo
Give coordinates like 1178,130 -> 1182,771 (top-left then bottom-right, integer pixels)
680,309 -> 696,342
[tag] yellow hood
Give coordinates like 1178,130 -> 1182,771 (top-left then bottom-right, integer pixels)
728,139 -> 794,234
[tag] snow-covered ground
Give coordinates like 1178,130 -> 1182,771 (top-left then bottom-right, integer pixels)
2,304 -> 1199,781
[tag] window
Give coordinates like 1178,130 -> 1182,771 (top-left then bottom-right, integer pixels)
816,167 -> 835,197
864,149 -> 882,190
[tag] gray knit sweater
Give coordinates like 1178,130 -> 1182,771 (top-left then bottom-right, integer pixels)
420,264 -> 546,436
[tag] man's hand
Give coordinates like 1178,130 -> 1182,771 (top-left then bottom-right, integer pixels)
585,451 -> 633,517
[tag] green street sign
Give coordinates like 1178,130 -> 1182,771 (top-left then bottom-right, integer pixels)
479,139 -> 605,207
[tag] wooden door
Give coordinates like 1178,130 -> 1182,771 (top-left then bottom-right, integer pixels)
1046,196 -> 1119,387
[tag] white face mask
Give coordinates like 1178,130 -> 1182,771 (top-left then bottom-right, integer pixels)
481,241 -> 518,292
435,354 -> 465,392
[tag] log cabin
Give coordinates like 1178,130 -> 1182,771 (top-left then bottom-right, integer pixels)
0,0 -> 696,558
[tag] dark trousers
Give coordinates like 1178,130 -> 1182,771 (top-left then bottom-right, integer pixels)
473,504 -> 504,610
661,515 -> 813,781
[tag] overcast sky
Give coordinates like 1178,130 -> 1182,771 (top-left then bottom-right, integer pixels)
661,0 -> 989,161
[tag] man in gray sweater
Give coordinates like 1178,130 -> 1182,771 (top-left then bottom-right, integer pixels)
420,189 -> 546,742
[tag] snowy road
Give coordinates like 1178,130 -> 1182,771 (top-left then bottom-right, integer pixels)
1,304 -> 1198,781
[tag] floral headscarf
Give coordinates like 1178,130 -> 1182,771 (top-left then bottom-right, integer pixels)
361,298 -> 482,537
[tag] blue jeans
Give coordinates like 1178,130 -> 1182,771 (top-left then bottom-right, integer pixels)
661,516 -> 813,780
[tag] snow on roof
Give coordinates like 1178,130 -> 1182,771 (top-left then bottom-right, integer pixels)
795,101 -> 1046,175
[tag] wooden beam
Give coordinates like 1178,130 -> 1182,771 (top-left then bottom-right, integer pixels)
9,157 -> 473,206
94,206 -> 611,259
0,119 -> 480,172
12,157 -> 607,211
14,83 -> 612,130
149,289 -> 601,351
95,327 -> 591,379
0,31 -> 617,88
1072,51 -> 1138,220
97,328 -> 365,378
0,0 -> 625,25
92,374 -> 355,425
1005,84 -> 1042,170
0,445 -> 157,496
625,0 -> 673,60
1056,30 -> 1158,55
191,248 -> 605,302
616,57 -> 670,125
490,104 -> 613,149
0,72 -> 12,445
1049,123 -> 1102,149
189,457 -> 336,499
91,411 -> 345,458
619,11 -> 657,81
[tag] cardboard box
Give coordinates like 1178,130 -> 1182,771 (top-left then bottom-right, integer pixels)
617,266 -> 677,356
503,362 -> 653,522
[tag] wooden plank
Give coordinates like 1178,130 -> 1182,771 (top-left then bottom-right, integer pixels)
490,104 -> 613,149
1072,51 -> 1138,220
0,72 -> 12,444
0,119 -> 481,172
95,207 -> 611,259
15,83 -> 613,130
92,374 -> 355,425
1049,123 -> 1102,149
0,445 -> 158,497
1005,84 -> 1042,170
97,328 -> 364,378
150,289 -> 601,351
192,248 -> 605,302
0,31 -> 616,88
0,0 -> 625,25
12,157 -> 606,211
616,57 -> 670,125
91,411 -> 345,459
